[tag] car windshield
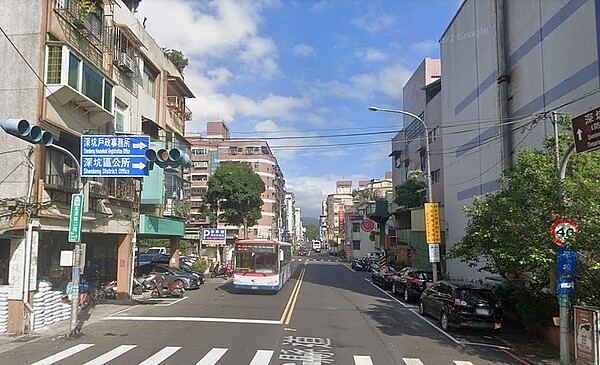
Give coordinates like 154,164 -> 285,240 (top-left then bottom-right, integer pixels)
137,254 -> 155,261
458,289 -> 499,305
415,271 -> 434,280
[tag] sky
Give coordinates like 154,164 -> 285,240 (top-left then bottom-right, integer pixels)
136,0 -> 462,219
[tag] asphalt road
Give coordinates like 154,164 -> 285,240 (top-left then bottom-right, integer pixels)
2,252 -> 530,364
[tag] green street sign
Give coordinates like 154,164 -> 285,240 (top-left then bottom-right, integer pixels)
68,193 -> 84,243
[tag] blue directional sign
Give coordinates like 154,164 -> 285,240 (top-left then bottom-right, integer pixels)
558,247 -> 578,276
81,135 -> 150,177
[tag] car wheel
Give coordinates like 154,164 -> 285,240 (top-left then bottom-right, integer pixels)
403,288 -> 410,303
441,312 -> 450,331
174,279 -> 185,288
392,283 -> 397,295
418,301 -> 425,316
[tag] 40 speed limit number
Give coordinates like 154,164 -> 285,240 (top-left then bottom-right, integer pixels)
550,218 -> 580,247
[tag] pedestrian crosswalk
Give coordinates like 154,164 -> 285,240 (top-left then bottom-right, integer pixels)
30,344 -> 478,365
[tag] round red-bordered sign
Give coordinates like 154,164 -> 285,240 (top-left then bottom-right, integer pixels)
550,218 -> 580,247
329,223 -> 335,229
361,219 -> 375,232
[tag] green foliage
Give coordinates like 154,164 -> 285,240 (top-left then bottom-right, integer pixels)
206,161 -> 265,238
163,48 -> 189,74
448,125 -> 600,324
394,173 -> 426,208
78,0 -> 96,18
174,202 -> 190,218
304,225 -> 320,241
192,259 -> 209,273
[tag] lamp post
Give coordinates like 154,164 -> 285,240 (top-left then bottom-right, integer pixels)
368,106 -> 438,282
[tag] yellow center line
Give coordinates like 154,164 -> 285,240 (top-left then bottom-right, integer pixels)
280,267 -> 305,324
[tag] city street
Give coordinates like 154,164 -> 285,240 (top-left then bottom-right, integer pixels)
1,253 -> 532,364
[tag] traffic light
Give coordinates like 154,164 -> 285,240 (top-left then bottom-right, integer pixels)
144,148 -> 190,170
1,117 -> 53,146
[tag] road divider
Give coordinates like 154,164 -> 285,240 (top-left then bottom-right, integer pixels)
280,268 -> 305,325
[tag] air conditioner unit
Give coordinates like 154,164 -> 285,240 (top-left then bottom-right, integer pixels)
117,52 -> 134,74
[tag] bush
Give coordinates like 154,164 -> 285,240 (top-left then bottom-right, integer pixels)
192,259 -> 209,273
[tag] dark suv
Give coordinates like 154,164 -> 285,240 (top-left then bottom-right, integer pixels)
391,267 -> 434,303
418,281 -> 503,332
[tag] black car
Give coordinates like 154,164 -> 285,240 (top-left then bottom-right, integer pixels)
135,263 -> 200,290
418,281 -> 503,332
151,256 -> 206,284
371,266 -> 398,290
392,267 -> 434,302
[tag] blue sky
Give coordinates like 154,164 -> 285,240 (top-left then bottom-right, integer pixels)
137,0 -> 461,219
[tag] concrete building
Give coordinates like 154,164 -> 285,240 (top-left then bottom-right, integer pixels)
440,0 -> 599,279
324,180 -> 353,254
184,119 -> 286,263
388,58 -> 445,270
0,0 -> 193,334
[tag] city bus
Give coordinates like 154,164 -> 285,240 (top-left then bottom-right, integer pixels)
232,239 -> 292,291
312,240 -> 321,253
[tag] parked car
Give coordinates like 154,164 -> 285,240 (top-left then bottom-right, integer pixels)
297,248 -> 307,256
146,247 -> 170,255
151,257 -> 206,284
392,267 -> 434,303
135,263 -> 200,290
135,253 -> 163,267
371,266 -> 398,290
418,281 -> 503,332
367,251 -> 381,263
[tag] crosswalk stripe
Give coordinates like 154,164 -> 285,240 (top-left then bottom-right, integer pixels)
248,350 -> 274,365
138,346 -> 181,365
403,359 -> 425,365
453,362 -> 474,365
353,355 -> 374,365
195,348 -> 228,365
31,344 -> 95,365
82,345 -> 137,365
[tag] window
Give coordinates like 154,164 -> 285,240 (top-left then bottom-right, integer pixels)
191,174 -> 208,181
431,169 -> 441,183
143,63 -> 157,97
352,240 -> 361,250
419,148 -> 426,171
114,100 -> 129,132
428,126 -> 439,144
45,45 -> 113,113
193,148 -> 206,155
229,147 -> 238,155
46,45 -> 62,84
352,222 -> 360,232
193,161 -> 208,169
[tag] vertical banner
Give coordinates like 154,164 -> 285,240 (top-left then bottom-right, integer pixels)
424,202 -> 441,244
574,306 -> 598,364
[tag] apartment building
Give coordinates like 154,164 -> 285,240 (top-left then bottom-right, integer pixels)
324,180 -> 354,254
0,0 -> 193,334
184,119 -> 286,262
388,58 -> 444,270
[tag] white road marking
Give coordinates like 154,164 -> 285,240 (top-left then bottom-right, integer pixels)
248,350 -> 274,365
195,348 -> 228,365
31,344 -> 94,365
138,346 -> 181,365
353,355 -> 374,365
82,345 -> 137,365
454,362 -> 474,365
403,359 -> 425,365
104,316 -> 280,325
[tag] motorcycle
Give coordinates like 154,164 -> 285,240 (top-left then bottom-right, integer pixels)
132,276 -> 144,295
351,258 -> 370,272
151,274 -> 184,298
211,263 -> 232,278
100,280 -> 118,299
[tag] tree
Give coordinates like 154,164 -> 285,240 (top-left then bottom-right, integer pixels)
163,48 -> 189,74
304,225 -> 320,241
447,123 -> 600,322
206,162 -> 265,239
394,170 -> 427,208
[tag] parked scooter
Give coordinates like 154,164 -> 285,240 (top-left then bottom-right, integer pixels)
151,275 -> 184,298
211,263 -> 232,278
63,279 -> 92,310
132,277 -> 144,295
100,280 -> 118,299
351,258 -> 370,272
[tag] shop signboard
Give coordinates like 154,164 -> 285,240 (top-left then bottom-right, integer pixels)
574,306 -> 600,364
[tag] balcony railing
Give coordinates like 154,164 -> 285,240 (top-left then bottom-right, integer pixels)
44,174 -> 78,192
88,178 -> 135,203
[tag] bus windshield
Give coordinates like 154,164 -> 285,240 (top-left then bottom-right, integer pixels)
234,245 -> 279,274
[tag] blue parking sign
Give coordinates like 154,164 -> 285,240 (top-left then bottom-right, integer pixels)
558,247 -> 578,276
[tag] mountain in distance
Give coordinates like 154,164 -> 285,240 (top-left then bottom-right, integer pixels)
301,217 -> 319,226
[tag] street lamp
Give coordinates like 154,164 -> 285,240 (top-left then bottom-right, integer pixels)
368,106 -> 438,281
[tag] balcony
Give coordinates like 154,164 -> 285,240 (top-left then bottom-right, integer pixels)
53,0 -> 109,51
88,178 -> 136,204
44,174 -> 78,193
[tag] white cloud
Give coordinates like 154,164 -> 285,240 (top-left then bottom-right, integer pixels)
292,43 -> 315,57
355,48 -> 387,62
411,40 -> 439,54
350,13 -> 396,34
378,64 -> 412,100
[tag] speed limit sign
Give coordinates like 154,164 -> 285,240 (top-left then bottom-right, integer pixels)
550,218 -> 580,247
